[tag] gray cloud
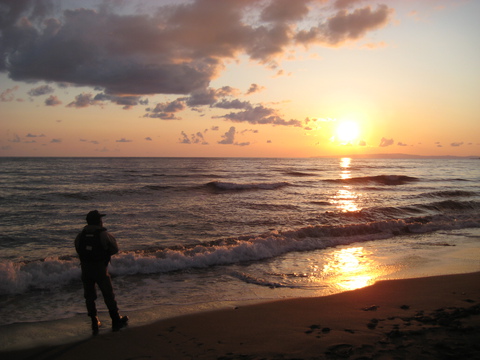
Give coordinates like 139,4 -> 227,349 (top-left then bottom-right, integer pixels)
94,93 -> 147,109
295,4 -> 393,45
67,93 -> 100,108
179,131 -> 208,145
450,142 -> 464,147
145,99 -> 185,119
28,84 -> 54,96
45,95 -> 62,106
379,137 -> 394,147
246,83 -> 265,95
1,0 -> 393,100
217,126 -> 251,146
214,99 -> 252,110
218,126 -> 236,145
219,105 -> 303,127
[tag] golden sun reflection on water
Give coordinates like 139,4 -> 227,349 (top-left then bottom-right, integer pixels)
322,247 -> 382,291
331,158 -> 361,212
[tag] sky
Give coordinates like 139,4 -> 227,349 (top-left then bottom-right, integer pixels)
1,0 -> 479,158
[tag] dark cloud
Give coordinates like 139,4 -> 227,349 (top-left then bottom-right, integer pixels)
217,126 -> 251,146
295,5 -> 393,46
219,105 -> 303,127
214,99 -> 252,110
245,83 -> 265,95
397,142 -> 408,147
179,131 -> 191,144
334,0 -> 364,9
116,138 -> 132,143
1,0 -> 393,100
94,93 -> 147,109
450,142 -> 464,147
218,126 -> 236,145
28,84 -> 54,96
185,87 -> 239,107
145,99 -> 185,119
67,93 -> 100,108
379,137 -> 394,147
261,0 -> 311,23
179,131 -> 208,145
45,95 -> 62,106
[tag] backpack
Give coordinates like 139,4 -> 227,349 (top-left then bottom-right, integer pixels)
77,228 -> 111,264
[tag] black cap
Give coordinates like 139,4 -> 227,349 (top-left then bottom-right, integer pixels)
86,210 -> 106,224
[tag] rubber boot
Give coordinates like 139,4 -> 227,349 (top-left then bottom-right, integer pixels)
110,311 -> 129,332
91,316 -> 102,335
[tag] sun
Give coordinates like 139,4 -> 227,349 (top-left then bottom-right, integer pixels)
336,121 -> 360,143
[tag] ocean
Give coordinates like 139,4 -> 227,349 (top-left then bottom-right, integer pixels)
1,157 -> 479,350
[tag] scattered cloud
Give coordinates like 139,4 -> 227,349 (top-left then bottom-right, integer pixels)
218,126 -> 236,145
1,86 -> 19,102
94,93 -> 147,110
50,139 -> 62,143
45,95 -> 62,106
116,138 -> 133,143
145,99 -> 185,120
145,137 -> 152,141
379,137 -> 394,147
28,85 -> 54,97
80,139 -> 100,145
295,5 -> 393,46
67,93 -> 101,108
246,83 -> 265,95
397,142 -> 408,147
218,126 -> 250,146
450,142 -> 464,147
179,131 -> 208,145
218,105 -> 302,127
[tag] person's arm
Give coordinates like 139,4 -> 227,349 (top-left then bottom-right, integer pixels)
102,232 -> 119,255
74,232 -> 82,254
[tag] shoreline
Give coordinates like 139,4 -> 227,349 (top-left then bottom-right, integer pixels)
3,271 -> 479,360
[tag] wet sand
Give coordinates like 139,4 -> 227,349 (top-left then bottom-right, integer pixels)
3,272 -> 479,360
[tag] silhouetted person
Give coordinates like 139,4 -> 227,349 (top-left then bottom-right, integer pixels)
75,210 -> 128,334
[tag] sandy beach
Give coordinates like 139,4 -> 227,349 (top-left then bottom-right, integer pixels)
3,271 -> 479,360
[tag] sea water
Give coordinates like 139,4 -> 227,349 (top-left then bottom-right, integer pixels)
1,157 -> 479,350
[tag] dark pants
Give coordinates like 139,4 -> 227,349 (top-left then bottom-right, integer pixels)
81,262 -> 118,317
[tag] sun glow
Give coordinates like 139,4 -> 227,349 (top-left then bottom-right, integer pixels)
336,121 -> 360,143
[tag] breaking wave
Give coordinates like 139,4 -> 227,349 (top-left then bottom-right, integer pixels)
325,175 -> 419,186
2,212 -> 479,296
206,181 -> 290,191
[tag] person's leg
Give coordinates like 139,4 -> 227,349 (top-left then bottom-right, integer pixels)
95,265 -> 118,313
81,266 -> 101,334
96,264 -> 128,331
81,268 -> 98,317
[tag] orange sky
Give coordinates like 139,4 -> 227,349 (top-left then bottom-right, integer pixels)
1,0 -> 479,157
